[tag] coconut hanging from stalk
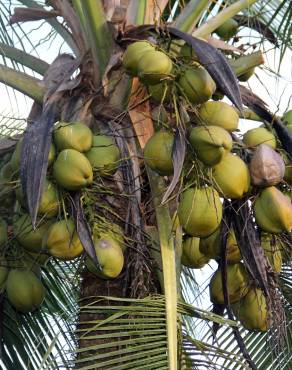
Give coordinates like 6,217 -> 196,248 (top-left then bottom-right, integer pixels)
209,262 -> 250,304
6,269 -> 45,313
148,82 -> 171,103
86,233 -> 124,279
214,18 -> 239,40
232,288 -> 269,331
53,149 -> 93,190
178,186 -> 222,238
122,41 -> 155,76
85,135 -> 120,175
178,66 -> 216,105
53,122 -> 93,152
138,50 -> 173,85
261,234 -> 282,273
44,219 -> 84,260
199,227 -> 242,264
189,125 -> 233,166
13,214 -> 53,253
249,144 -> 285,187
144,131 -> 174,176
181,236 -> 210,269
212,153 -> 250,199
243,127 -> 276,149
254,186 -> 292,233
197,101 -> 239,132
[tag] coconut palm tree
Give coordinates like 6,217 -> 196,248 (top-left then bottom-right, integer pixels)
0,1 -> 291,369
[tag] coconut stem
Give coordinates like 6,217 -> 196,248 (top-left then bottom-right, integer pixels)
193,0 -> 258,38
148,168 -> 178,370
229,51 -> 264,77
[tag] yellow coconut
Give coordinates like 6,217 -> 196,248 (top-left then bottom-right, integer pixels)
144,131 -> 174,176
86,233 -> 124,279
13,214 -> 52,253
45,219 -> 84,260
178,66 -> 216,105
181,237 -> 210,269
254,186 -> 292,233
10,139 -> 56,172
16,179 -> 59,217
209,262 -> 249,304
261,234 -> 282,273
214,18 -> 239,40
122,41 -> 155,76
138,50 -> 173,85
212,153 -> 250,199
243,127 -> 276,149
85,135 -> 120,175
232,288 -> 269,331
0,218 -> 8,248
53,149 -> 93,190
178,186 -> 222,238
54,121 -> 93,152
198,101 -> 239,132
199,227 -> 241,264
6,269 -> 45,313
148,82 -> 171,103
189,125 -> 233,167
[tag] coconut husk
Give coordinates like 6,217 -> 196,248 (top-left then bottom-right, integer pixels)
249,144 -> 285,186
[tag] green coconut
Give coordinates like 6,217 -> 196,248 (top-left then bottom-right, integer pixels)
179,43 -> 198,61
214,18 -> 239,40
86,233 -> 124,279
53,149 -> 93,190
144,131 -> 174,176
198,101 -> 239,132
6,269 -> 45,313
181,236 -> 210,269
122,41 -> 155,76
189,125 -> 233,166
238,67 -> 255,82
16,179 -> 59,217
232,288 -> 269,331
148,82 -> 171,103
212,153 -> 250,199
254,186 -> 292,233
199,227 -> 241,264
85,135 -> 120,175
209,262 -> 249,304
243,127 -> 276,149
13,214 -> 52,253
44,219 -> 84,260
0,218 -> 8,248
10,139 -> 56,172
282,109 -> 292,125
54,122 -> 93,152
178,66 -> 216,105
261,234 -> 282,273
178,186 -> 222,238
138,50 -> 173,85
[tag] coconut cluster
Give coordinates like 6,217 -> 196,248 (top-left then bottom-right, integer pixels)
0,122 -> 126,313
122,39 -> 292,332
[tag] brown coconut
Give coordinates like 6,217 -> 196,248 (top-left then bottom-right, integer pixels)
249,144 -> 285,187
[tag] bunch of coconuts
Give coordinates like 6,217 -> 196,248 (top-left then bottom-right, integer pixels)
0,122 -> 126,313
122,39 -> 292,332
